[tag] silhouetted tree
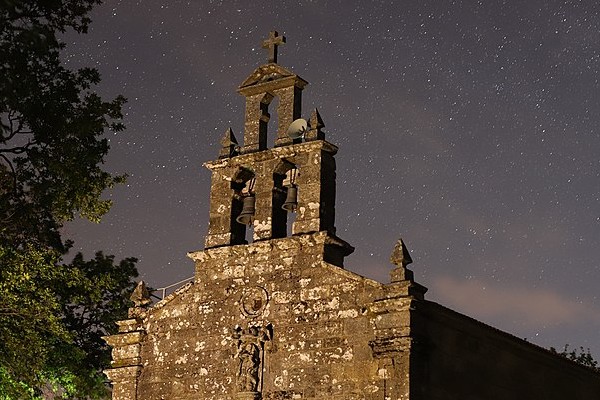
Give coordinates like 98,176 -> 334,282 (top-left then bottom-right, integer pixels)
550,345 -> 599,372
0,1 -> 137,398
0,0 -> 125,250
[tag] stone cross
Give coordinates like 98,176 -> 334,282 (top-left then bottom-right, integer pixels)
262,30 -> 286,63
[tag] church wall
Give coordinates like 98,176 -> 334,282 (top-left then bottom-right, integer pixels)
105,31 -> 600,400
411,301 -> 600,399
134,233 -> 406,400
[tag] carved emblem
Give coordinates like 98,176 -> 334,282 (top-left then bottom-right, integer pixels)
240,286 -> 269,317
232,324 -> 273,395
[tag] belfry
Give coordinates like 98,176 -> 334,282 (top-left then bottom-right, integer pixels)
104,32 -> 600,400
204,30 -> 350,262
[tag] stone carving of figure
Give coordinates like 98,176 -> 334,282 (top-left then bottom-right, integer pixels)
236,338 -> 260,391
232,325 -> 272,393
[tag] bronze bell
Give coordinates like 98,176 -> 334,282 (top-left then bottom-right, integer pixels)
236,195 -> 255,225
282,185 -> 298,212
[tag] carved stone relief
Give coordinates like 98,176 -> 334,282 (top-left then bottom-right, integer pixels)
240,286 -> 269,317
232,324 -> 273,398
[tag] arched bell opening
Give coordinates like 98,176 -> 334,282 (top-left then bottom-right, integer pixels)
272,161 -> 299,239
230,168 -> 255,245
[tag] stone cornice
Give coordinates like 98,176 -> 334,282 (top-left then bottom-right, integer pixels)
204,139 -> 338,171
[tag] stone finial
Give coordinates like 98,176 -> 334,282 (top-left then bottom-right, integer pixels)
305,108 -> 325,141
220,127 -> 240,159
262,30 -> 286,64
390,238 -> 413,268
390,239 -> 415,283
388,239 -> 427,297
130,281 -> 152,308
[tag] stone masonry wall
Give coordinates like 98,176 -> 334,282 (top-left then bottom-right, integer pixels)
410,301 -> 600,400
132,232 -> 412,400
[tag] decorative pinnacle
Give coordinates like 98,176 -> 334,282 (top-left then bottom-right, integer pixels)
219,127 -> 239,158
262,30 -> 286,63
130,281 -> 152,308
306,108 -> 325,141
389,238 -> 427,298
390,238 -> 413,269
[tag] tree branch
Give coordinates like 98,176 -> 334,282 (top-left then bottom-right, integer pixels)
1,112 -> 31,143
0,140 -> 35,154
0,153 -> 18,194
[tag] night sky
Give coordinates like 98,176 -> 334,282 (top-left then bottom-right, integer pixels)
64,1 -> 600,358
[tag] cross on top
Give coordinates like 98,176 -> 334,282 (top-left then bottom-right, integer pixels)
262,30 -> 286,63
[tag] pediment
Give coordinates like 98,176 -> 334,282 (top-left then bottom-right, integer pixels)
238,63 -> 298,89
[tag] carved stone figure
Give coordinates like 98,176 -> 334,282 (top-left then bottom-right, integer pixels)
232,325 -> 273,394
236,337 -> 260,391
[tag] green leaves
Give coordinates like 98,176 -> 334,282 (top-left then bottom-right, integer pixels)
59,253 -> 139,372
0,1 -> 139,398
0,246 -> 139,399
0,245 -> 67,397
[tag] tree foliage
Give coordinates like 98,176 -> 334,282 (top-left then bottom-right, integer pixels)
0,1 -> 138,398
0,0 -> 126,250
0,249 -> 138,399
550,345 -> 600,372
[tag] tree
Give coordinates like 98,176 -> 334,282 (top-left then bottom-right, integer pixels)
550,345 -> 600,372
0,0 -> 126,250
0,249 -> 138,399
0,245 -> 67,397
57,252 -> 138,394
0,1 -> 138,398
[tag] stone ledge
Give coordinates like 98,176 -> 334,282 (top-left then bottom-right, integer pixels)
369,336 -> 411,358
188,231 -> 350,262
203,140 -> 338,171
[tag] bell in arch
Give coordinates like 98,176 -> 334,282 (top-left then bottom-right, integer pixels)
282,185 -> 298,212
236,194 -> 256,225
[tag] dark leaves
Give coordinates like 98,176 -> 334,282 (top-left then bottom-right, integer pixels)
550,344 -> 599,372
0,1 -> 138,398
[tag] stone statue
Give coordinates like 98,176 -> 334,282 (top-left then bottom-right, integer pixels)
232,324 -> 273,394
236,336 -> 261,391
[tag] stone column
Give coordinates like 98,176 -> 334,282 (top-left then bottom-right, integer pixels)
367,240 -> 428,400
368,296 -> 413,400
205,166 -> 236,248
292,149 -> 337,235
273,86 -> 302,147
103,318 -> 145,400
242,93 -> 272,154
252,160 -> 275,241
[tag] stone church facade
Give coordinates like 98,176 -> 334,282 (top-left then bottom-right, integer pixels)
104,32 -> 600,399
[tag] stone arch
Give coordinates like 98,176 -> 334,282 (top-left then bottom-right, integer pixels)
231,167 -> 255,245
271,159 -> 299,238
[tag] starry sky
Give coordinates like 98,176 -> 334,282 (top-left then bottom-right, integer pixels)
63,1 -> 600,358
